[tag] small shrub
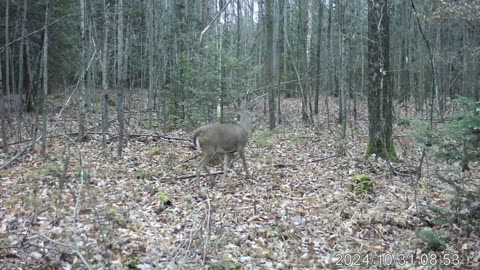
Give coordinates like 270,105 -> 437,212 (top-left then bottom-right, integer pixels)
152,146 -> 164,156
156,191 -> 172,206
254,129 -> 275,148
412,97 -> 479,227
27,165 -> 62,181
105,208 -> 124,225
75,167 -> 92,179
349,174 -> 375,195
399,116 -> 411,126
135,168 -> 156,180
125,258 -> 138,268
417,227 -> 446,251
211,259 -> 241,270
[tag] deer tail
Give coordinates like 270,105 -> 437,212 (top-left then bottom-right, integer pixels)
192,130 -> 201,150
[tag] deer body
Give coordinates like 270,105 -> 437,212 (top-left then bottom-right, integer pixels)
192,111 -> 255,183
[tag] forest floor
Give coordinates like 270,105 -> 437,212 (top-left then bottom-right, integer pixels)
0,97 -> 479,269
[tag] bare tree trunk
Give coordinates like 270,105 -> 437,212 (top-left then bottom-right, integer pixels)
337,1 -> 346,138
101,0 -> 110,150
5,0 -> 11,119
298,0 -> 309,123
306,0 -> 313,120
265,0 -> 275,129
41,0 -> 50,157
365,0 -> 396,160
314,1 -> 323,115
24,36 -> 35,113
147,0 -> 154,128
78,0 -> 87,142
218,0 -> 226,122
117,0 -> 125,158
1,60 -> 8,154
280,0 -> 289,122
273,0 -> 280,124
17,0 -> 28,140
236,0 -> 241,58
400,0 -> 410,112
87,7 -> 97,113
475,23 -> 480,101
326,0 -> 333,128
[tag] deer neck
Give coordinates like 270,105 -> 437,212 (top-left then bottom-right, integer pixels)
239,119 -> 252,133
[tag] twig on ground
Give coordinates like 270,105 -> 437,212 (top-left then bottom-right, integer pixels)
176,171 -> 224,180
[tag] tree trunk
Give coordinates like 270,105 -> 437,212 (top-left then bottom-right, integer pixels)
101,0 -> 110,150
265,0 -> 275,129
314,1 -> 323,115
365,0 -> 397,160
4,0 -> 11,122
24,35 -> 35,113
41,0 -> 50,157
306,0 -> 313,120
400,0 -> 410,111
327,0 -> 334,125
236,0 -> 241,58
336,1 -> 346,136
218,0 -> 226,122
147,0 -> 154,128
117,0 -> 125,158
282,0 -> 288,99
78,0 -> 87,142
17,0 -> 28,140
273,0 -> 280,125
1,59 -> 8,154
298,0 -> 309,123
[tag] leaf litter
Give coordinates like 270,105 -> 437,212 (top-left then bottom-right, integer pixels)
0,98 -> 478,269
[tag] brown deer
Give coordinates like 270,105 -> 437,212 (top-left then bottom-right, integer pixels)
192,110 -> 255,184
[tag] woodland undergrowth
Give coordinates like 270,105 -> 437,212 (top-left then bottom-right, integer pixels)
0,97 -> 478,269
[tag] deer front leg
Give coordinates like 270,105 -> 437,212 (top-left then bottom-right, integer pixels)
238,149 -> 250,178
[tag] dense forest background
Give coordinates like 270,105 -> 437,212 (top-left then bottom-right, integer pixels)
1,0 -> 478,137
0,0 -> 479,268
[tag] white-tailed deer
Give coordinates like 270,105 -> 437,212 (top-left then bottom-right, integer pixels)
192,110 -> 255,184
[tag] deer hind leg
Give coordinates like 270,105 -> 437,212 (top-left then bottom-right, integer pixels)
238,149 -> 250,178
222,153 -> 230,180
197,152 -> 214,183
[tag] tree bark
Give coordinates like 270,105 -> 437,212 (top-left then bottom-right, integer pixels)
314,1 -> 323,115
17,0 -> 28,140
1,59 -> 7,154
41,0 -> 50,157
365,0 -> 397,160
273,0 -> 280,124
101,0 -> 110,150
116,0 -> 125,157
4,0 -> 11,125
218,0 -> 226,122
147,0 -> 154,128
78,0 -> 87,142
265,0 -> 276,129
336,1 -> 346,136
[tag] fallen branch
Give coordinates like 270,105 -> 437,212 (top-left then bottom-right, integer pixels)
34,231 -> 92,270
181,154 -> 201,163
176,171 -> 224,180
307,155 -> 337,163
272,155 -> 337,169
273,163 -> 297,169
0,136 -> 42,170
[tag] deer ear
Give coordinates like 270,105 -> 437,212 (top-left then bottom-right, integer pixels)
247,101 -> 257,111
236,111 -> 243,121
